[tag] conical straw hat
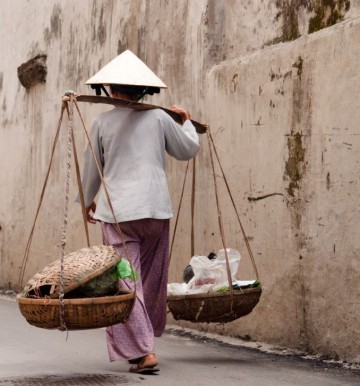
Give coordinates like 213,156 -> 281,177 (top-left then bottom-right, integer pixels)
86,50 -> 167,89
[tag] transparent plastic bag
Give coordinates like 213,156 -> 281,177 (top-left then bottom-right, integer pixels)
188,248 -> 241,292
213,248 -> 241,282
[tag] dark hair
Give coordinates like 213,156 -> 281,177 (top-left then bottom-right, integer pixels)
110,84 -> 146,101
110,84 -> 161,101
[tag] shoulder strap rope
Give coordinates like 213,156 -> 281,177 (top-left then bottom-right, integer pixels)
68,103 -> 90,248
57,96 -> 75,331
18,104 -> 66,290
191,157 -> 196,256
169,161 -> 190,261
208,131 -> 259,280
206,129 -> 234,311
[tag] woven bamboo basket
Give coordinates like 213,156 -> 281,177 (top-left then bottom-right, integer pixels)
167,287 -> 262,323
21,245 -> 123,299
18,245 -> 136,330
17,293 -> 135,330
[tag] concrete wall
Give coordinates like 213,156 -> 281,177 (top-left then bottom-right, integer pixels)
1,0 -> 360,362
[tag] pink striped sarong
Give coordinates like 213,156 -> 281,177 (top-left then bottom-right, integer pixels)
101,218 -> 170,361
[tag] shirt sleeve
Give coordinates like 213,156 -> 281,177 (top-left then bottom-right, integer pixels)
162,114 -> 200,160
78,118 -> 104,207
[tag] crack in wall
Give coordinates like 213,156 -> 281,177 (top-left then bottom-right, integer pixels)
248,193 -> 284,202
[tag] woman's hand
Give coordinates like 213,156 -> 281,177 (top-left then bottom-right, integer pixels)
170,105 -> 191,123
86,201 -> 97,224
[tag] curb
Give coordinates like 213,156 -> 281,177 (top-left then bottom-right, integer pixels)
165,325 -> 360,372
0,290 -> 17,301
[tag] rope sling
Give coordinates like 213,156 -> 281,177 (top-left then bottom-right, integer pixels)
167,127 -> 262,323
17,93 -> 137,330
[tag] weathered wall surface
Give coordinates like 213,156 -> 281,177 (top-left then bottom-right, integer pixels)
1,0 -> 360,362
197,18 -> 360,362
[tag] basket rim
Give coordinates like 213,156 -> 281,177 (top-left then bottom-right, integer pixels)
167,286 -> 262,301
16,292 -> 135,305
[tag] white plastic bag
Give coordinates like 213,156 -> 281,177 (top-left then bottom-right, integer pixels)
213,248 -> 241,283
187,248 -> 241,292
187,255 -> 224,290
167,282 -> 189,295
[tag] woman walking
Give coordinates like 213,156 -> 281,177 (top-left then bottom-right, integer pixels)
80,50 -> 199,373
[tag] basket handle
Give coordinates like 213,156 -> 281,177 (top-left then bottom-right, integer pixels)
18,105 -> 66,290
206,128 -> 235,306
208,130 -> 259,280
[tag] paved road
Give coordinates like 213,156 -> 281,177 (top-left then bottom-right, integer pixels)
0,297 -> 359,385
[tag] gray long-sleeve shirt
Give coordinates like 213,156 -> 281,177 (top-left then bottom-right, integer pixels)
80,107 -> 200,223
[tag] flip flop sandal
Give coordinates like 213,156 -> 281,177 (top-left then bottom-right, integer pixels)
129,363 -> 160,374
128,357 -> 142,364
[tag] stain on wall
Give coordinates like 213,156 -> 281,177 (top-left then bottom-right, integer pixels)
309,0 -> 351,33
269,0 -> 351,45
292,56 -> 303,78
44,4 -> 62,43
274,0 -> 303,42
204,0 -> 226,68
285,131 -> 305,196
284,55 -> 308,200
91,2 -> 107,46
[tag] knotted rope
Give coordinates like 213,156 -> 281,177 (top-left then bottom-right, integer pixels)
18,104 -> 66,290
57,93 -> 75,332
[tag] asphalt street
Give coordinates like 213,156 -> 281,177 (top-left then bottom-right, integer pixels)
0,296 -> 359,385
